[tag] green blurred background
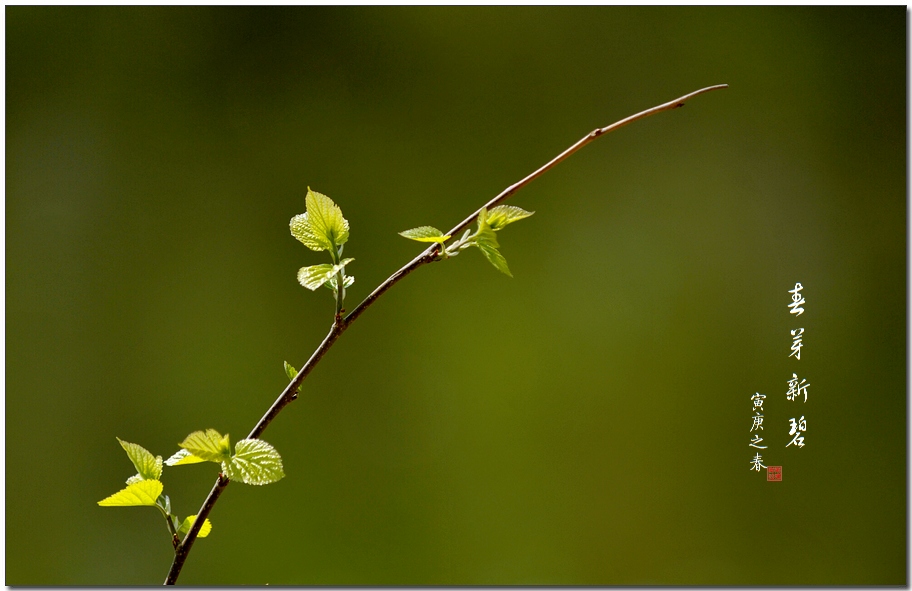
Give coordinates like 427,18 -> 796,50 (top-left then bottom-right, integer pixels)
6,6 -> 905,585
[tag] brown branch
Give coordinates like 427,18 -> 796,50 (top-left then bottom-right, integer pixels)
163,83 -> 727,585
439,84 -> 728,243
164,474 -> 228,585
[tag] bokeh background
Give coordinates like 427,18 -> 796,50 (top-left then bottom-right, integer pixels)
6,6 -> 905,585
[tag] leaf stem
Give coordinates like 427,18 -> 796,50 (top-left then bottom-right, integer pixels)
329,245 -> 345,318
163,84 -> 726,585
153,501 -> 180,550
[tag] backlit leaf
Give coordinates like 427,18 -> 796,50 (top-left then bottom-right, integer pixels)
98,479 -> 163,507
486,205 -> 534,230
305,188 -> 349,248
296,263 -> 335,290
325,275 -> 354,290
178,429 -> 231,463
399,226 -> 450,244
297,258 -> 354,291
473,212 -> 512,276
178,515 -> 213,538
164,449 -> 207,466
290,213 -> 329,251
476,241 -> 512,277
117,438 -> 163,481
475,224 -> 500,249
284,361 -> 297,381
223,439 -> 285,486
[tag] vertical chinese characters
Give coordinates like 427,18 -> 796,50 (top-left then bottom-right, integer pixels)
786,282 -> 808,448
749,393 -> 768,452
747,283 -> 812,475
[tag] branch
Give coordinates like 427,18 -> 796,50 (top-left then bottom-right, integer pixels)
163,83 -> 727,585
439,84 -> 728,243
164,475 -> 228,585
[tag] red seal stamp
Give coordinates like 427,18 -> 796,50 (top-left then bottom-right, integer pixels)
767,466 -> 782,481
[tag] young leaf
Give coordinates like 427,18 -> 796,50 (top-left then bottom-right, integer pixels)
475,223 -> 499,249
486,205 -> 534,230
474,212 -> 513,276
284,361 -> 298,381
158,494 -> 172,516
297,258 -> 355,291
399,226 -> 451,244
284,361 -> 304,396
117,438 -> 163,481
178,515 -> 213,538
325,275 -> 355,290
165,449 -> 207,466
223,439 -> 285,485
290,213 -> 329,252
297,263 -> 335,290
305,188 -> 350,248
178,429 -> 231,463
477,207 -> 487,226
98,479 -> 164,507
476,241 -> 513,277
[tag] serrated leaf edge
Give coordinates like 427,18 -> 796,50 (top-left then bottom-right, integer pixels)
223,439 -> 285,486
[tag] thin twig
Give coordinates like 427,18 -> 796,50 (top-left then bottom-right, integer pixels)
163,83 -> 727,585
164,475 -> 228,585
440,84 -> 728,242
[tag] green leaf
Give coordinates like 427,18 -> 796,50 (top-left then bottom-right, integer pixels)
473,211 -> 512,276
98,479 -> 164,507
158,494 -> 172,516
164,449 -> 207,466
477,207 -> 489,227
305,188 -> 350,248
117,438 -> 163,481
223,439 -> 285,485
325,275 -> 354,290
475,224 -> 500,249
297,259 -> 354,291
178,430 -> 231,463
297,263 -> 335,290
284,361 -> 303,395
399,226 -> 451,244
289,213 -> 329,252
476,241 -> 513,277
284,361 -> 297,381
178,515 -> 213,538
486,205 -> 534,230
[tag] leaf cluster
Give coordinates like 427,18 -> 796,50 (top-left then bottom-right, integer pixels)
98,432 -> 285,544
400,204 -> 534,276
166,429 -> 285,486
97,439 -> 213,542
290,188 -> 354,315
